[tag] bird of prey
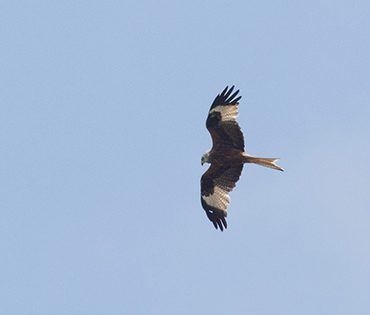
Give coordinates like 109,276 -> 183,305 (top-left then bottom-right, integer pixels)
201,86 -> 283,231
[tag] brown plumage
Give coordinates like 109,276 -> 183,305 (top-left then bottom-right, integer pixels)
201,86 -> 283,231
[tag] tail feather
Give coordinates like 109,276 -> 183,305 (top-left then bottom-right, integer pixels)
243,154 -> 284,171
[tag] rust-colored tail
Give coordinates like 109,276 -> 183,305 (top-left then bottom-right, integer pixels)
243,153 -> 284,171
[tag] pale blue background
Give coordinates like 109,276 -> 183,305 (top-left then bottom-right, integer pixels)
1,1 -> 370,314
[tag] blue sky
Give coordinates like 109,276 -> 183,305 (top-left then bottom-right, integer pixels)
1,1 -> 370,314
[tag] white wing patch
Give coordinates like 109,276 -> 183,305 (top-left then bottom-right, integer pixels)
209,105 -> 239,122
201,186 -> 231,211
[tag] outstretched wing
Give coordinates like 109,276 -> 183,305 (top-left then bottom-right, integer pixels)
201,163 -> 244,231
206,86 -> 244,152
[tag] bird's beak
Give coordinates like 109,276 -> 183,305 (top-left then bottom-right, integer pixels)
201,161 -> 204,166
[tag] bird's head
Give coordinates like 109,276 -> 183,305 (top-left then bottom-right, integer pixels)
201,150 -> 211,165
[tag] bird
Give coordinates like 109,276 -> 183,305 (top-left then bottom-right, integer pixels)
201,86 -> 283,231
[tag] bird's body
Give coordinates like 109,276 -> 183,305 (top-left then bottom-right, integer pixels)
201,86 -> 283,231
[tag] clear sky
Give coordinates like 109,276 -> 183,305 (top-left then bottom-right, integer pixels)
1,1 -> 370,314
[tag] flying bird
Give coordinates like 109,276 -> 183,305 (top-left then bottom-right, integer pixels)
201,86 -> 283,231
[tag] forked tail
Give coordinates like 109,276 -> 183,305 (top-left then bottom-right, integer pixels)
243,153 -> 284,171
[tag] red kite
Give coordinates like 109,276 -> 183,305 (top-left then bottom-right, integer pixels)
201,86 -> 283,231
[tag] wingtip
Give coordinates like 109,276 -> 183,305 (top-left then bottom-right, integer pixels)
221,217 -> 227,230
223,86 -> 234,99
213,217 -> 227,232
210,85 -> 242,109
221,86 -> 228,96
217,222 -> 225,232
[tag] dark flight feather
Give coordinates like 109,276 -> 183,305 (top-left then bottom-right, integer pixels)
210,85 -> 242,110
